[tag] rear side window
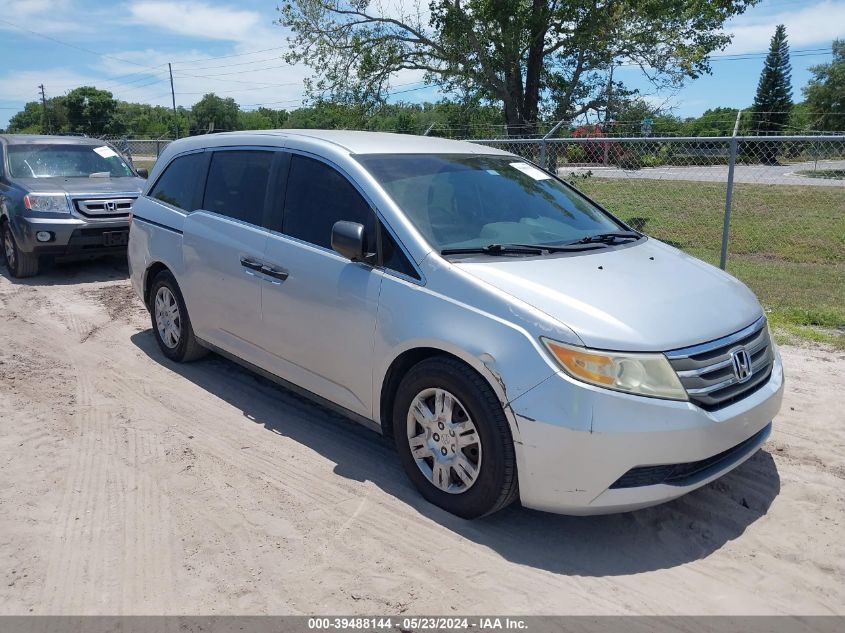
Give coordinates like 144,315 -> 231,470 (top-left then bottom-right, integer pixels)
283,155 -> 376,250
149,153 -> 204,211
202,150 -> 273,226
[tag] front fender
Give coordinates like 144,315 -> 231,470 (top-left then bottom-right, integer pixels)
372,276 -> 565,444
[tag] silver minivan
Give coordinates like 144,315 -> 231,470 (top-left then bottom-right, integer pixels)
128,130 -> 784,518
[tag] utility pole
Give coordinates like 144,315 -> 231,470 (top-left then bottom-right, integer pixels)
168,63 -> 178,138
38,84 -> 50,134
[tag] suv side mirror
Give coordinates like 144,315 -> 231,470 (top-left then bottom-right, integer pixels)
136,168 -> 149,179
332,221 -> 376,264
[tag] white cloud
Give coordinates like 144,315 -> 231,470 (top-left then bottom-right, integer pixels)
0,68 -> 102,105
128,1 -> 268,42
0,0 -> 79,32
725,0 -> 845,54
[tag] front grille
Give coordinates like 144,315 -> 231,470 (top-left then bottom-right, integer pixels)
609,423 -> 771,489
666,316 -> 774,411
74,197 -> 135,218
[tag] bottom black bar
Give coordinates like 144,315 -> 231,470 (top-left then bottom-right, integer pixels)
0,616 -> 840,633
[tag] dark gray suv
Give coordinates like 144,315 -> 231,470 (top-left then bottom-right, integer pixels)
0,134 -> 147,277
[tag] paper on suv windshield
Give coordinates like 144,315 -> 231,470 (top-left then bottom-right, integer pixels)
510,162 -> 551,180
93,146 -> 119,159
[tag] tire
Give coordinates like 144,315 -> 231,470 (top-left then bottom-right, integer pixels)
149,270 -> 208,362
393,356 -> 518,519
2,222 -> 39,278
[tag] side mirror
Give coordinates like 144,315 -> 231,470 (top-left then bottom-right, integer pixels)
331,221 -> 376,263
136,168 -> 149,179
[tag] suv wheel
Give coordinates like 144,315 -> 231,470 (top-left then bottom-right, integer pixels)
149,270 -> 208,362
393,357 -> 518,518
2,222 -> 39,278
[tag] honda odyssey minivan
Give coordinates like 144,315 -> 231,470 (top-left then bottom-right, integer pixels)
128,130 -> 783,518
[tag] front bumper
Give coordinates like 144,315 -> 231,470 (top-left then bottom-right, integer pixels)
510,351 -> 784,514
13,216 -> 130,258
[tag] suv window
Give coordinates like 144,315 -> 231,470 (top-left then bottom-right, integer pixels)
203,150 -> 273,226
283,155 -> 376,250
149,153 -> 205,211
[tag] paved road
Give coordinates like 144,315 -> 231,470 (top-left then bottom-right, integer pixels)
559,159 -> 845,187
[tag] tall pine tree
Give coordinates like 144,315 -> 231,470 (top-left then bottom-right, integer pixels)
752,25 -> 793,135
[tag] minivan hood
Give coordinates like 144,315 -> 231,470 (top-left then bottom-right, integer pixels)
17,177 -> 144,195
453,239 -> 763,352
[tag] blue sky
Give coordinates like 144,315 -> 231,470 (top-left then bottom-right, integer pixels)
0,0 -> 843,129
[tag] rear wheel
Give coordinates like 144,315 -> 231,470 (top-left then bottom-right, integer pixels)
2,222 -> 39,278
149,270 -> 207,362
393,357 -> 518,518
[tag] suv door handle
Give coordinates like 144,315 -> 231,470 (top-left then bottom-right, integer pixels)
240,257 -> 264,272
260,265 -> 289,282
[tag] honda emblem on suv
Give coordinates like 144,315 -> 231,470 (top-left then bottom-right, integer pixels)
731,348 -> 753,383
104,201 -> 117,212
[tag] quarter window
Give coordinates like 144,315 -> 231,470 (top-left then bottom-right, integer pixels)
202,150 -> 274,226
380,224 -> 419,279
149,153 -> 205,211
283,155 -> 376,250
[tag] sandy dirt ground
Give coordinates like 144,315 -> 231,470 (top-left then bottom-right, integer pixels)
0,259 -> 842,616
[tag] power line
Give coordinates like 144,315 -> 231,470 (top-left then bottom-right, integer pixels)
0,17 -> 163,72
170,46 -> 287,65
172,55 -> 286,72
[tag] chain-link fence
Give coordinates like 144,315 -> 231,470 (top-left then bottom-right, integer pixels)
101,137 -> 174,165
116,131 -> 843,332
470,135 -> 845,331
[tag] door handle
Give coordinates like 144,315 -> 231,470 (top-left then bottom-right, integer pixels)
240,257 -> 263,272
260,265 -> 289,282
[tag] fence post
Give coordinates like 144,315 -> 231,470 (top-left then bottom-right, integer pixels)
541,120 -> 566,170
719,111 -> 742,270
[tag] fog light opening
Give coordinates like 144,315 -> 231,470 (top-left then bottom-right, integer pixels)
35,231 -> 53,242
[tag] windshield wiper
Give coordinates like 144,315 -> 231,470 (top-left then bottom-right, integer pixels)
440,243 -> 547,256
441,242 -> 609,256
568,231 -> 642,245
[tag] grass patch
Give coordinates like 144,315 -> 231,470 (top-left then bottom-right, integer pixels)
795,169 -> 845,180
132,158 -> 157,173
573,177 -> 845,346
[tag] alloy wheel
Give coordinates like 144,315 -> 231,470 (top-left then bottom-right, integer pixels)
154,286 -> 181,349
406,387 -> 482,494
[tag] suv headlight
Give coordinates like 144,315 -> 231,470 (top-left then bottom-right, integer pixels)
24,193 -> 71,213
541,338 -> 688,401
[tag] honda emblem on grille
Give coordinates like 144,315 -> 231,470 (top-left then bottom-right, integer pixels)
731,348 -> 753,383
104,201 -> 117,212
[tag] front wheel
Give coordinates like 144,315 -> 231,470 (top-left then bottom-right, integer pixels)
149,270 -> 208,362
393,357 -> 518,518
2,222 -> 39,278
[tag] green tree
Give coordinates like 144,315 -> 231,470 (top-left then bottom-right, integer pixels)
7,102 -> 44,133
802,39 -> 845,131
751,24 -> 793,135
681,107 -> 753,137
279,0 -> 758,135
190,94 -> 240,133
607,98 -> 682,136
64,86 -> 122,136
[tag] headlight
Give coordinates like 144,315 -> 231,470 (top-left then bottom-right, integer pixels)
24,193 -> 71,213
541,338 -> 688,401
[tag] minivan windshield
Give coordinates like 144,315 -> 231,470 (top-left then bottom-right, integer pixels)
7,143 -> 134,179
357,154 -> 626,252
